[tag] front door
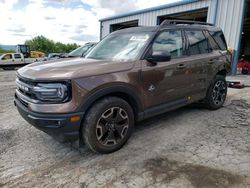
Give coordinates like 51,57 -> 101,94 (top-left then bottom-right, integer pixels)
1,54 -> 13,65
141,29 -> 192,110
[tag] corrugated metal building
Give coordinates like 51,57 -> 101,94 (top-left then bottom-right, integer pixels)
100,0 -> 249,75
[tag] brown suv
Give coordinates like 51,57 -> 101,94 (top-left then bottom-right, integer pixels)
15,20 -> 229,153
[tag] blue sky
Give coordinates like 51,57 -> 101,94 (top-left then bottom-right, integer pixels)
0,0 -> 179,45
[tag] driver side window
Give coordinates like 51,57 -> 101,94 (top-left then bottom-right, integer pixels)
2,54 -> 13,60
152,30 -> 183,58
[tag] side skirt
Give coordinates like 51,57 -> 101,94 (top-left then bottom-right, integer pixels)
142,98 -> 188,121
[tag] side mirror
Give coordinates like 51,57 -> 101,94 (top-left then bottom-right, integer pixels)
146,50 -> 171,63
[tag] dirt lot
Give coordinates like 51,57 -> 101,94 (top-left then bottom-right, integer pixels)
0,70 -> 250,188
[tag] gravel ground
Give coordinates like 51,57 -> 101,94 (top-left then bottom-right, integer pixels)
0,70 -> 250,188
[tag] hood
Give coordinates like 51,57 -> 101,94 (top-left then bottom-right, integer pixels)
17,58 -> 135,81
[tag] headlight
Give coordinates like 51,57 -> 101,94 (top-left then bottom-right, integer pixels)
33,83 -> 70,102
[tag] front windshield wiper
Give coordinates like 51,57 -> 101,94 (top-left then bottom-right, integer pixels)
67,55 -> 77,58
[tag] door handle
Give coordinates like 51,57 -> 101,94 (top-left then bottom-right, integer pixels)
208,59 -> 214,64
177,64 -> 186,69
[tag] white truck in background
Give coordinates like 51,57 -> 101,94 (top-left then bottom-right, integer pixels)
0,53 -> 41,70
0,44 -> 45,70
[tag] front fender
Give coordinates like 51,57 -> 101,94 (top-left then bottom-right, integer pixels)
77,84 -> 143,119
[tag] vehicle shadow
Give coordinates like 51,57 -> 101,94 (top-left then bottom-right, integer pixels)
69,104 -> 207,154
134,104 -> 205,132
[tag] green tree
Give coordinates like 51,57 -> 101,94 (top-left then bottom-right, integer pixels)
25,35 -> 79,55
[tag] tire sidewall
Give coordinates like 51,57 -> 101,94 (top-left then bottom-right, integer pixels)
82,97 -> 134,154
206,75 -> 227,110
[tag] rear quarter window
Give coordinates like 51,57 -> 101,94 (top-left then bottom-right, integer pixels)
209,31 -> 227,51
14,54 -> 22,59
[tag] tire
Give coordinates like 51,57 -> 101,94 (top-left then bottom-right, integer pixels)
2,67 -> 15,70
204,75 -> 227,110
81,97 -> 134,154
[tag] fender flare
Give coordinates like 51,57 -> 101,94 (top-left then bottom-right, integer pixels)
78,85 -> 143,119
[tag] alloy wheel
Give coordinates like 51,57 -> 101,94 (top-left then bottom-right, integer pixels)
96,107 -> 129,146
212,80 -> 226,106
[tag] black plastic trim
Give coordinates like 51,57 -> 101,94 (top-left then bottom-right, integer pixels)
78,85 -> 143,120
143,98 -> 188,120
15,98 -> 84,142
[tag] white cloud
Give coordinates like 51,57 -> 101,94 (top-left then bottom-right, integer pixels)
0,0 -> 18,11
0,0 -> 180,45
82,0 -> 181,17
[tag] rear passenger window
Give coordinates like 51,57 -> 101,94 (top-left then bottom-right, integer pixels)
14,54 -> 21,59
152,30 -> 183,58
186,30 -> 210,55
209,31 -> 227,50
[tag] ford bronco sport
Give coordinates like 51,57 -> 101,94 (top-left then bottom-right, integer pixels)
15,20 -> 229,153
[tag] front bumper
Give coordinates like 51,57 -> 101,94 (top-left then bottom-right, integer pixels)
14,98 -> 84,142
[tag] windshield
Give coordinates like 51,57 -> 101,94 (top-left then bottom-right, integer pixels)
18,45 -> 29,53
86,32 -> 151,61
68,44 -> 94,57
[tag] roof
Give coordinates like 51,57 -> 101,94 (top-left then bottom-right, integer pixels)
111,26 -> 158,34
109,23 -> 221,35
99,0 -> 199,22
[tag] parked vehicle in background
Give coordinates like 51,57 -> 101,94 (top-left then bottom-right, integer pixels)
16,44 -> 30,58
43,43 -> 97,62
16,44 -> 45,58
15,20 -> 229,154
31,51 -> 45,58
0,44 -> 45,70
65,42 -> 96,58
45,53 -> 62,61
0,53 -> 40,70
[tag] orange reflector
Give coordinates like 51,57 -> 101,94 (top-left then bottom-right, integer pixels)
70,116 -> 81,122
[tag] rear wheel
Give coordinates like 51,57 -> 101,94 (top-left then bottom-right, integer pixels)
81,97 -> 134,153
204,75 -> 227,110
2,66 -> 15,70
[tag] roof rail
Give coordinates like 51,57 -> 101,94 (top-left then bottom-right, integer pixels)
160,19 -> 214,26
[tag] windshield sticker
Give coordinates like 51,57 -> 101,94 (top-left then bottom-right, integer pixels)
129,35 -> 149,42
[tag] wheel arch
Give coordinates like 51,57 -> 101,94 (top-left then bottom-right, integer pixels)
216,69 -> 227,77
207,68 -> 227,91
79,85 -> 143,122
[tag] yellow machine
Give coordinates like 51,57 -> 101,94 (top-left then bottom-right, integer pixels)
16,44 -> 45,58
30,51 -> 45,58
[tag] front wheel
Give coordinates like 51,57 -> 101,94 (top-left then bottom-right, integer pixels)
81,97 -> 134,154
2,66 -> 15,70
204,75 -> 227,110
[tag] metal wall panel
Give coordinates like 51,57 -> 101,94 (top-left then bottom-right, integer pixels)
216,0 -> 244,50
101,0 -> 211,39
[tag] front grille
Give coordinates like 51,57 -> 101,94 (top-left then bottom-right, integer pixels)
18,77 -> 34,85
16,76 -> 36,100
15,93 -> 28,107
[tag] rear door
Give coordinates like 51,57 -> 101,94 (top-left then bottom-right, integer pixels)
205,30 -> 229,76
184,29 -> 215,98
13,54 -> 24,64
